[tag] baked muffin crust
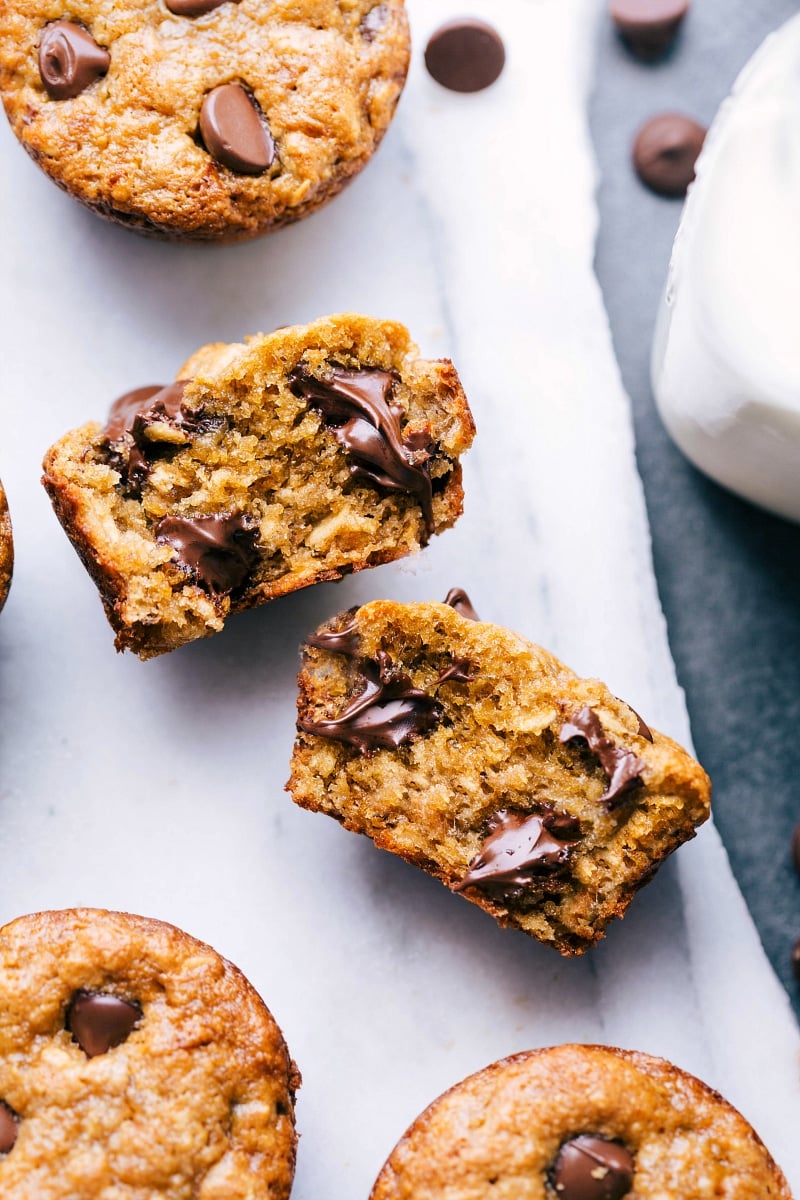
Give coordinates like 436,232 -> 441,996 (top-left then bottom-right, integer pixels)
0,478 -> 12,612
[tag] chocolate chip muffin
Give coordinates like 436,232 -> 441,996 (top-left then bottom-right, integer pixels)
0,478 -> 12,612
0,908 -> 299,1198
287,596 -> 710,954
369,1044 -> 790,1199
42,315 -> 474,658
0,0 -> 409,240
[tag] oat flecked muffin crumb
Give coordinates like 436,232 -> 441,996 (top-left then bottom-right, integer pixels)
0,478 -> 12,611
42,315 -> 475,658
0,908 -> 300,1199
369,1045 -> 790,1200
0,0 -> 410,240
287,597 -> 711,954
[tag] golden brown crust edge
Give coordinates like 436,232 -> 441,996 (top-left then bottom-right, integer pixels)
369,1045 -> 791,1200
0,478 -> 12,612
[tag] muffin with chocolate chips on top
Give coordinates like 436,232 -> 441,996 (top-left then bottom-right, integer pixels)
0,908 -> 299,1198
369,1045 -> 790,1199
287,596 -> 710,954
0,0 -> 409,240
42,315 -> 474,657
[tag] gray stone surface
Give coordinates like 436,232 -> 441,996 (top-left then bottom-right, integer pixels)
591,0 -> 800,1017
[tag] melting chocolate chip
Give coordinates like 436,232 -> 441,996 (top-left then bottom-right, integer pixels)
424,19 -> 505,93
551,1136 -> 634,1200
559,707 -> 645,809
304,608 -> 362,656
614,696 -> 654,742
104,382 -> 201,490
67,991 -> 141,1058
156,512 -> 259,593
444,587 -> 480,621
792,822 -> 800,876
166,0 -> 238,13
298,651 -> 441,755
290,366 -> 435,539
455,808 -> 581,893
435,657 -> 475,685
38,21 -> 110,100
610,0 -> 689,60
632,113 -> 706,198
0,1102 -> 18,1155
199,84 -> 274,175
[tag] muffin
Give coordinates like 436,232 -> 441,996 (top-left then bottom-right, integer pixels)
370,1044 -> 790,1199
0,908 -> 299,1198
0,478 -> 12,612
287,597 -> 711,954
0,0 -> 409,240
42,315 -> 475,658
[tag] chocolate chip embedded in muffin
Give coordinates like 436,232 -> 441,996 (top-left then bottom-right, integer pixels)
0,908 -> 299,1198
0,1 -> 410,240
0,478 -> 12,613
633,113 -> 706,197
369,1045 -> 791,1200
42,315 -> 475,658
287,599 -> 710,955
610,0 -> 690,60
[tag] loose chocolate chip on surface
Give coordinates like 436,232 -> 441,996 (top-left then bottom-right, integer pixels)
610,0 -> 689,60
560,707 -> 645,808
551,1135 -> 635,1200
444,587 -> 480,621
0,1102 -> 18,1154
157,512 -> 260,593
38,21 -> 110,101
166,0 -> 238,14
455,809 -> 581,893
424,19 -> 505,93
792,822 -> 800,875
632,112 -> 706,197
298,650 -> 441,755
290,366 -> 435,538
67,991 -> 141,1058
199,84 -> 274,175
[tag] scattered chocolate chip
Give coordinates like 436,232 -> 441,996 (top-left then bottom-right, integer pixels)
0,1102 -> 18,1155
361,3 -> 388,40
38,21 -> 110,101
444,587 -> 480,621
424,19 -> 505,93
793,937 -> 800,985
199,84 -> 274,175
67,991 -> 141,1058
551,1136 -> 634,1200
157,512 -> 259,593
560,707 -> 645,808
792,822 -> 800,876
166,0 -> 238,14
456,809 -> 581,893
298,650 -> 441,755
304,608 -> 362,656
610,0 -> 689,60
290,366 -> 435,539
632,113 -> 706,198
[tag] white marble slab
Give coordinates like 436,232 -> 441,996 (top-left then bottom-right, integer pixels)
0,0 -> 798,1194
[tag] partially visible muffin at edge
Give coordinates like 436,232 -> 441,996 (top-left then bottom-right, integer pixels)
0,477 -> 12,611
0,0 -> 410,240
0,908 -> 299,1198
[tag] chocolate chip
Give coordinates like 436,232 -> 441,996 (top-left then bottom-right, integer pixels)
632,113 -> 706,198
156,511 -> 260,593
560,707 -> 645,808
166,0 -> 238,14
424,19 -> 505,93
444,587 -> 480,621
304,608 -> 362,656
435,656 -> 474,685
104,381 -> 199,491
199,84 -> 274,175
614,696 -> 654,742
38,21 -> 110,101
290,366 -> 434,539
610,0 -> 689,60
105,382 -> 189,444
455,809 -> 581,893
0,1102 -> 18,1155
67,991 -> 141,1058
551,1136 -> 634,1200
298,651 -> 441,755
792,822 -> 800,875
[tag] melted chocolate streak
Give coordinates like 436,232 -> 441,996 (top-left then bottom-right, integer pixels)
559,706 -> 646,809
455,808 -> 581,893
104,381 -> 217,490
444,587 -> 480,621
289,366 -> 435,539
